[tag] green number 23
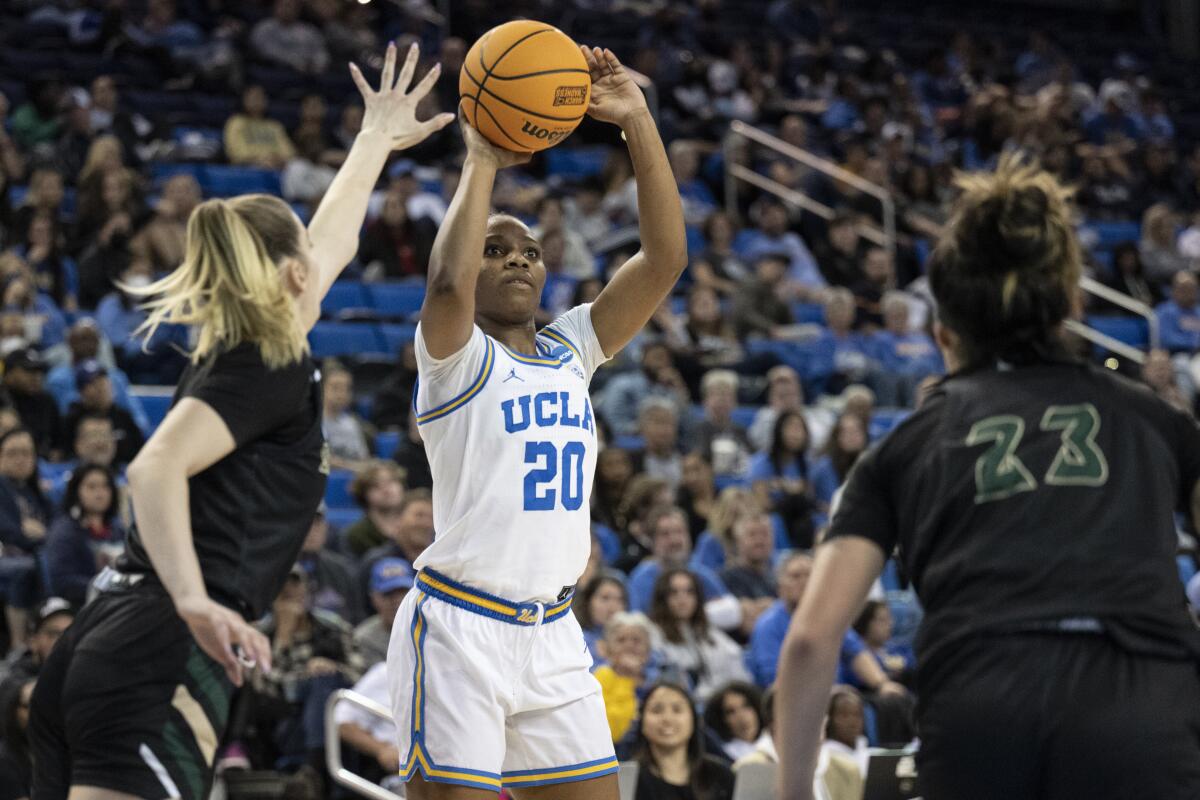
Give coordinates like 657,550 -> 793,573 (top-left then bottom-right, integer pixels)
966,403 -> 1109,504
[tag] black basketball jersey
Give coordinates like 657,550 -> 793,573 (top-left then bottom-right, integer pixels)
827,357 -> 1200,679
120,343 -> 329,619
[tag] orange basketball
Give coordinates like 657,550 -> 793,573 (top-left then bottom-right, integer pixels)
459,20 -> 592,153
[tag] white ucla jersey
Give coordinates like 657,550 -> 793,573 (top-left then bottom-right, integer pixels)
412,304 -> 610,602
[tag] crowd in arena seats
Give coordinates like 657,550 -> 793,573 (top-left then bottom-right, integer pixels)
0,0 -> 1199,797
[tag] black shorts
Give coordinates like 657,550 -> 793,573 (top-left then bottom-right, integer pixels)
916,631 -> 1200,800
28,582 -> 234,800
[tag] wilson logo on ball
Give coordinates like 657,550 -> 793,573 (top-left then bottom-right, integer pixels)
520,121 -> 570,143
553,86 -> 588,106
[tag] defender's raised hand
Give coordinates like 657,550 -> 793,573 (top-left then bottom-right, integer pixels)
350,42 -> 455,150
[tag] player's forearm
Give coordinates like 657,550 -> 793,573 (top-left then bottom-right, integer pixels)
126,459 -> 207,607
426,157 -> 497,293
622,110 -> 687,278
308,130 -> 393,286
776,630 -> 840,800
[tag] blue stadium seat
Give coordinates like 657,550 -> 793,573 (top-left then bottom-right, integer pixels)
1085,220 -> 1140,250
137,394 -> 173,430
375,431 -> 401,460
367,283 -> 426,319
326,507 -> 362,532
731,405 -> 759,430
321,281 -> 369,317
880,559 -> 902,592
203,165 -> 283,197
714,475 -> 748,491
613,434 -> 644,451
378,323 -> 418,354
1086,315 -> 1149,349
325,469 -> 356,510
543,146 -> 609,179
791,303 -> 825,325
685,225 -> 707,258
308,322 -> 385,359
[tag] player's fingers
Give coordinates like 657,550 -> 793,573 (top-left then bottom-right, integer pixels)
602,48 -> 623,76
380,42 -> 397,93
395,42 -> 419,92
579,44 -> 599,72
421,112 -> 456,136
349,62 -> 372,98
241,625 -> 272,674
409,62 -> 442,102
214,620 -> 243,687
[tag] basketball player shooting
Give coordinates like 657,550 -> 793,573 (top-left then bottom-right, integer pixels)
385,46 -> 686,800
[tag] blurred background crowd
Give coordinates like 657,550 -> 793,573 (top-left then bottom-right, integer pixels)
0,0 -> 1199,798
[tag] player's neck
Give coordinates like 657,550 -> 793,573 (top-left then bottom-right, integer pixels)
478,317 -> 538,355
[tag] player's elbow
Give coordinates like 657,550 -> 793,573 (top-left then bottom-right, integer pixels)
780,625 -> 839,669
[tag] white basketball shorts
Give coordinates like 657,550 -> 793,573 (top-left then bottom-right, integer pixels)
386,568 -> 619,792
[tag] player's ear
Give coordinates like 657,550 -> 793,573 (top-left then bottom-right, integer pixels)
933,321 -> 961,372
280,256 -> 309,297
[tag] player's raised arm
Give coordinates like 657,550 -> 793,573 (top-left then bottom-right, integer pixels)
582,46 -> 687,357
420,118 -> 529,359
307,43 -> 454,310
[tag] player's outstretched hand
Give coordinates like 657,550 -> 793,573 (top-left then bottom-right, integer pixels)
176,595 -> 272,687
459,110 -> 532,170
580,46 -> 648,126
350,42 -> 455,151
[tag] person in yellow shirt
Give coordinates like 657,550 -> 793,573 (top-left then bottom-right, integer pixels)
592,611 -> 655,743
223,84 -> 296,170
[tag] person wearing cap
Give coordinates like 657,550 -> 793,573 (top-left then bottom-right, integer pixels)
63,360 -> 145,466
44,318 -> 149,434
0,598 -> 73,693
0,347 -> 62,458
353,557 -> 413,667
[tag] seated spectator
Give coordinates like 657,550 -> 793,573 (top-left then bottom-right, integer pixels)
11,168 -> 64,245
647,568 -> 750,703
692,211 -> 748,296
357,190 -> 437,280
1142,348 -> 1192,413
694,370 -> 752,478
391,407 -> 432,490
120,0 -> 213,81
88,76 -> 151,164
837,629 -> 915,745
633,398 -> 683,489
370,341 -> 418,431
822,688 -> 871,776
44,464 -> 124,606
0,428 -> 53,651
96,261 -> 188,384
563,177 -> 611,250
333,662 -> 404,792
593,446 -> 635,531
720,511 -> 779,601
353,558 -> 413,668
0,350 -> 61,458
0,262 -> 68,350
703,681 -> 764,762
531,195 -> 595,280
747,551 -> 811,686
813,211 -> 868,287
0,676 -> 35,798
1077,154 -> 1134,220
810,413 -> 868,512
691,486 -> 759,572
342,461 -> 406,557
669,141 -> 718,226
627,506 -> 729,614
575,574 -> 629,664
680,285 -> 744,375
383,159 -> 447,226
677,451 -> 716,540
852,600 -> 914,688
613,476 -> 676,572
738,198 -> 825,296
223,84 -> 296,170
250,0 -> 330,76
10,80 -> 63,156
359,489 -> 434,598
14,212 -> 77,311
48,415 -> 122,507
45,319 -> 147,432
1155,271 -> 1200,353
75,169 -> 146,304
852,246 -> 898,330
593,611 -> 657,743
0,598 -> 72,690
597,342 -> 691,436
632,681 -> 735,800
748,410 -> 815,549
129,173 -> 201,273
1140,203 -> 1190,285
749,364 -> 832,453
322,360 -> 371,469
870,291 -> 944,406
1103,242 -> 1161,310
63,361 -> 145,466
732,253 -> 794,340
296,504 -> 364,624
281,94 -> 342,203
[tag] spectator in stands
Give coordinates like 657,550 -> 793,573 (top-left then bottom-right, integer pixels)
390,407 -> 432,490
721,511 -> 780,600
309,0 -> 380,67
633,398 -> 684,489
695,369 -> 752,478
1155,270 -> 1200,353
703,681 -> 764,761
852,246 -> 898,330
75,171 -> 146,309
45,319 -> 145,426
575,574 -> 628,664
0,350 -> 59,458
55,416 -> 119,496
1103,241 -> 1161,310
747,551 -> 811,686
810,412 -> 868,511
632,681 -> 735,800
669,141 -> 718,227
88,76 -> 149,166
130,173 -> 201,273
648,568 -> 750,702
593,612 -> 657,745
96,261 -> 187,384
249,0 -> 330,76
281,94 -> 340,203
692,211 -> 748,297
852,600 -> 914,688
333,103 -> 364,152
384,159 -> 447,225
358,488 -> 433,594
55,89 -> 96,183
564,177 -> 611,250
11,168 -> 64,246
0,93 -> 26,196
1139,202 -> 1190,285
15,213 -> 76,311
370,341 -> 418,431
1142,348 -> 1192,413
814,211 -> 867,288
870,291 -> 943,406
532,195 -> 594,279
628,506 -> 729,614
321,360 -> 371,469
594,446 -> 635,531
353,557 -> 412,668
0,597 -> 72,689
0,263 -> 68,349
63,361 -> 144,466
9,80 -> 62,155
597,341 -> 691,436
356,189 -> 437,280
333,663 -> 404,792
748,410 -> 815,548
43,464 -> 123,606
223,84 -> 296,170
679,284 -> 745,379
822,688 -> 871,775
732,253 -> 794,340
692,486 -> 759,572
1076,153 -> 1135,221
740,199 -> 824,295
342,461 -> 406,557
296,505 -> 363,624
677,451 -> 716,540
0,677 -> 35,799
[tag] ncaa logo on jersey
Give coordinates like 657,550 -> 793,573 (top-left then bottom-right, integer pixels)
543,342 -> 573,365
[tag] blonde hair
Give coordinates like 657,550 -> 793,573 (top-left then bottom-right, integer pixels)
128,194 -> 307,369
79,135 -> 123,185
